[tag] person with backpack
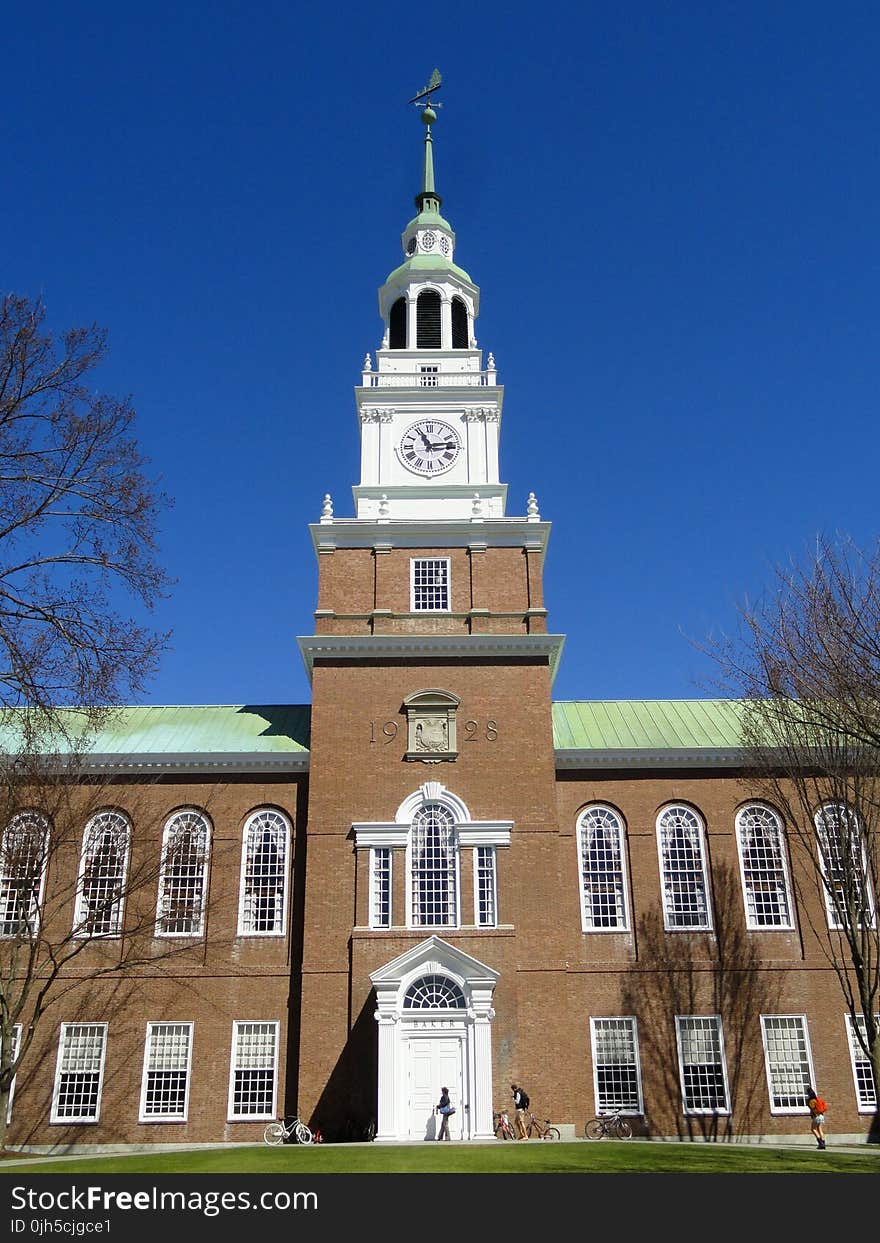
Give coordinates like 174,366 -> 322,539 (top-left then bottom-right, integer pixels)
511,1083 -> 530,1139
806,1086 -> 827,1149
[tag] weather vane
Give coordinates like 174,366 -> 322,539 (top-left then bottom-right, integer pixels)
408,68 -> 443,113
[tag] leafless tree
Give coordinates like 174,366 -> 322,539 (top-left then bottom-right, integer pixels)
0,749 -> 223,1150
713,534 -> 880,1131
0,293 -> 172,727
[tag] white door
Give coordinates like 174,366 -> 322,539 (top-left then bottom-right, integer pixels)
408,1036 -> 463,1140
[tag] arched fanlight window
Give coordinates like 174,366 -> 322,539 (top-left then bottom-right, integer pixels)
814,802 -> 875,930
735,804 -> 793,929
237,808 -> 291,936
0,811 -> 50,937
156,808 -> 211,936
451,297 -> 468,349
416,290 -> 441,349
73,810 -> 131,936
403,974 -> 466,1009
389,296 -> 406,349
410,803 -> 457,926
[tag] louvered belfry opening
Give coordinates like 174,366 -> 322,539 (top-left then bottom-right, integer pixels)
416,289 -> 442,349
451,297 -> 468,349
389,297 -> 406,349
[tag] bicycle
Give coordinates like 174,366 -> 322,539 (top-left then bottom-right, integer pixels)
526,1112 -> 561,1140
263,1115 -> 313,1145
583,1107 -> 633,1139
494,1109 -> 517,1140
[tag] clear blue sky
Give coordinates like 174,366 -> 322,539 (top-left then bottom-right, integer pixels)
6,2 -> 879,707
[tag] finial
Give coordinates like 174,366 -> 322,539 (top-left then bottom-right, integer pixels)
320,493 -> 334,523
363,352 -> 372,371
527,492 -> 540,521
487,352 -> 496,370
409,70 -> 444,212
378,494 -> 389,519
471,492 -> 484,520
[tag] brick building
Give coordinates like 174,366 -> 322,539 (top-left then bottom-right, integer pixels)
2,99 -> 876,1152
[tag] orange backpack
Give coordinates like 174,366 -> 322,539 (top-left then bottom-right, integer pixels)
811,1096 -> 827,1113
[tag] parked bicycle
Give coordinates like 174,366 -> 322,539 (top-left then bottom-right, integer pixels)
264,1115 -> 313,1145
584,1107 -> 633,1139
494,1109 -> 517,1140
526,1112 -> 561,1140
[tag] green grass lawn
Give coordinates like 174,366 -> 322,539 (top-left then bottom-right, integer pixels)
2,1140 -> 878,1175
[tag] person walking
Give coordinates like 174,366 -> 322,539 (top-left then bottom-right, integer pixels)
436,1087 -> 454,1140
806,1086 -> 827,1149
511,1083 -> 529,1139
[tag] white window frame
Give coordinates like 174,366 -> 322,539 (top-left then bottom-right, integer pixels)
846,1014 -> 878,1113
410,557 -> 451,613
759,1014 -> 815,1114
675,1015 -> 731,1115
407,802 -> 460,929
814,803 -> 876,931
474,845 -> 497,928
369,846 -> 392,929
656,804 -> 713,931
155,809 -> 211,938
577,804 -> 630,932
50,1023 -> 108,1124
0,811 -> 50,938
138,1022 -> 194,1123
735,803 -> 794,930
4,1024 -> 22,1123
227,1020 -> 279,1121
590,1017 -> 643,1114
236,808 -> 291,937
72,810 -> 131,938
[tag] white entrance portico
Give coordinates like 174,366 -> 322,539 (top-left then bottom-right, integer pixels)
371,936 -> 499,1141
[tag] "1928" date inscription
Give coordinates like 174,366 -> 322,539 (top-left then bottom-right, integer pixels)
369,720 -> 498,743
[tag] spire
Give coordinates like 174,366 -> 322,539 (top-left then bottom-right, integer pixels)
416,104 -> 442,215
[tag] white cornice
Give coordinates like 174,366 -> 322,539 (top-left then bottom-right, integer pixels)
554,747 -> 750,770
297,632 -> 566,685
310,517 -> 549,554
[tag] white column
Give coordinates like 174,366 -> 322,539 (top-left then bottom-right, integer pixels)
374,1012 -> 399,1142
470,987 -> 496,1140
359,413 -> 381,487
485,410 -> 501,484
407,293 -> 418,350
441,296 -> 452,349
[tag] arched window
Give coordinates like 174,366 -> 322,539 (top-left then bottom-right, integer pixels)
577,805 -> 629,930
389,296 -> 406,349
403,974 -> 466,1009
735,804 -> 793,929
410,803 -> 457,926
73,810 -> 131,936
416,289 -> 441,349
451,297 -> 468,349
814,803 -> 875,930
656,805 -> 712,931
0,811 -> 50,937
156,809 -> 211,936
238,808 -> 290,936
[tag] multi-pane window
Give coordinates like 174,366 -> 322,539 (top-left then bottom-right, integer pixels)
3,1024 -> 21,1123
0,811 -> 50,937
73,811 -> 130,936
51,1023 -> 107,1123
411,558 -> 450,612
418,365 -> 439,387
590,1017 -> 643,1113
656,805 -> 712,931
814,803 -> 875,930
577,805 -> 629,931
156,809 -> 210,936
139,1023 -> 193,1121
238,809 -> 290,936
475,846 -> 497,927
228,1021 -> 278,1120
410,803 -> 458,927
736,804 -> 793,929
760,1015 -> 814,1112
846,1014 -> 878,1111
403,975 -> 466,1009
675,1016 -> 731,1114
370,847 -> 391,929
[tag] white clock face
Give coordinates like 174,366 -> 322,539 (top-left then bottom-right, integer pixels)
399,420 -> 461,475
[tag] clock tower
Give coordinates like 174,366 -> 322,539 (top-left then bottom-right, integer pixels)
296,83 -> 565,1142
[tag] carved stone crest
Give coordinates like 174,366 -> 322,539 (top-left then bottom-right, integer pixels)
403,690 -> 460,763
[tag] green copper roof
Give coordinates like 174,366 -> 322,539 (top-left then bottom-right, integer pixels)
384,253 -> 473,286
552,699 -> 747,751
0,704 -> 311,758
